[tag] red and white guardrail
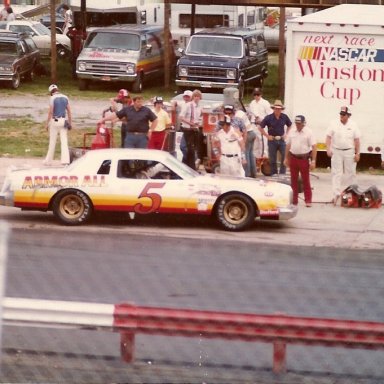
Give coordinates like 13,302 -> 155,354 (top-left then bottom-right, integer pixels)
3,297 -> 384,374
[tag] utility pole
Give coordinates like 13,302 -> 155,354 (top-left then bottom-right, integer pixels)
163,0 -> 171,89
278,7 -> 286,100
50,0 -> 57,83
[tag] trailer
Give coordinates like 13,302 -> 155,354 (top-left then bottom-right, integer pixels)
284,4 -> 384,163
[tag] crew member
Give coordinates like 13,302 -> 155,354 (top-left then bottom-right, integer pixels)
284,115 -> 317,207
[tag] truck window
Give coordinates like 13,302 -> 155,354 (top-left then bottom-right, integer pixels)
186,36 -> 242,57
85,32 -> 140,51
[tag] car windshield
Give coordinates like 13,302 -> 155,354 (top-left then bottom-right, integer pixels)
84,32 -> 140,50
0,42 -> 17,55
33,23 -> 51,36
186,35 -> 243,57
165,155 -> 199,179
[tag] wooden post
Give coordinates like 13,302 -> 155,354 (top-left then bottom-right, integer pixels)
163,0 -> 171,89
278,7 -> 286,100
273,340 -> 287,374
120,331 -> 135,362
50,0 -> 57,83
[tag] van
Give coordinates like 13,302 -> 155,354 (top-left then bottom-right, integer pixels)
76,24 -> 174,92
176,27 -> 268,98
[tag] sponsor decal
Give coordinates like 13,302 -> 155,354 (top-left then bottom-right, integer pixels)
264,191 -> 274,197
22,175 -> 107,189
260,209 -> 279,216
296,34 -> 384,105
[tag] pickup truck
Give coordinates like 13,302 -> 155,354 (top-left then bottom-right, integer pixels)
0,31 -> 41,89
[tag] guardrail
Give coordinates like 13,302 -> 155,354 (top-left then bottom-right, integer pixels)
3,297 -> 384,374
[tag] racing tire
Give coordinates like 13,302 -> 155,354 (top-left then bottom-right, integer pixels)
211,163 -> 220,174
132,73 -> 143,93
10,70 -> 21,89
78,79 -> 89,91
215,193 -> 255,231
52,189 -> 93,225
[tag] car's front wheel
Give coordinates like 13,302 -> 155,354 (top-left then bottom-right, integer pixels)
215,193 -> 256,231
52,189 -> 93,225
10,70 -> 21,89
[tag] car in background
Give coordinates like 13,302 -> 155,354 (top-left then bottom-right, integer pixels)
40,13 -> 66,32
0,20 -> 71,58
0,148 -> 297,231
0,31 -> 40,89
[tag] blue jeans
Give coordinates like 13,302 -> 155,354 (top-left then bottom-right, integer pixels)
124,133 -> 148,148
244,130 -> 256,177
268,139 -> 286,175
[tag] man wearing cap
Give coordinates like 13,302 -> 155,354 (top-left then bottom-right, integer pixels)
248,88 -> 272,162
325,106 -> 361,205
148,96 -> 172,150
215,116 -> 245,177
284,115 -> 317,207
179,90 -> 203,170
44,84 -> 72,166
259,99 -> 292,175
100,95 -> 157,149
109,89 -> 132,147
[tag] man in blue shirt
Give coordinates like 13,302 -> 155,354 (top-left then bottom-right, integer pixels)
100,95 -> 157,149
259,99 -> 292,175
44,84 -> 72,166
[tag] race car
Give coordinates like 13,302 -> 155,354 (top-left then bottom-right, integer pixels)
0,149 -> 297,231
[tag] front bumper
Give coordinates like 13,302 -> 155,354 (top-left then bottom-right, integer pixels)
278,204 -> 299,220
0,192 -> 14,207
76,72 -> 136,83
175,79 -> 239,90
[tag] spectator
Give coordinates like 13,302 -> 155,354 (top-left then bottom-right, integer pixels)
62,4 -> 73,35
6,6 -> 15,21
99,95 -> 157,149
148,96 -> 172,150
215,115 -> 245,177
259,99 -> 292,175
325,106 -> 361,205
179,90 -> 203,170
284,115 -> 317,207
43,84 -> 72,166
108,89 -> 132,147
248,87 -> 272,161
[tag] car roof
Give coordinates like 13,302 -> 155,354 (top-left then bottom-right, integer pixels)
194,27 -> 264,38
87,24 -> 163,35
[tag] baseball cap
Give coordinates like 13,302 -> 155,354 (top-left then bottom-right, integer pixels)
117,89 -> 129,100
154,96 -> 164,104
48,84 -> 58,93
223,104 -> 235,112
295,115 -> 306,124
183,90 -> 193,98
340,106 -> 351,116
253,87 -> 262,95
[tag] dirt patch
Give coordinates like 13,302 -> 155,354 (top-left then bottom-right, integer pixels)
0,94 -> 111,129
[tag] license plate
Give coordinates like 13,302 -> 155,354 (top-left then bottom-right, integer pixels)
101,76 -> 111,81
200,81 -> 212,88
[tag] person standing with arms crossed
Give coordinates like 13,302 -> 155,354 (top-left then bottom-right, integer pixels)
100,95 -> 157,149
259,100 -> 292,175
179,90 -> 203,170
44,84 -> 72,166
284,115 -> 317,207
325,106 -> 361,205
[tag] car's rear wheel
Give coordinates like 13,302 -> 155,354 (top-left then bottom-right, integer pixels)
52,189 -> 93,225
10,70 -> 21,89
215,193 -> 255,231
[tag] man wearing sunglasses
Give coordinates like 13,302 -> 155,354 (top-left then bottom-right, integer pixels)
325,106 -> 361,205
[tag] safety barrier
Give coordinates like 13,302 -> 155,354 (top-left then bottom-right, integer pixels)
3,297 -> 384,374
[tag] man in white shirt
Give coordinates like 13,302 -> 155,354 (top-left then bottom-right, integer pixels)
216,116 -> 245,177
325,106 -> 361,205
248,87 -> 272,161
284,115 -> 317,207
180,90 -> 202,170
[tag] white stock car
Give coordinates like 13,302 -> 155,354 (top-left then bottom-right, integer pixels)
0,149 -> 297,231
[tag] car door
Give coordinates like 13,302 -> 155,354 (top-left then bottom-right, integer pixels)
17,40 -> 33,75
243,34 -> 267,85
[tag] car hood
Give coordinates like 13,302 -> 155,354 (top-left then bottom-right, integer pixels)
78,48 -> 138,61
